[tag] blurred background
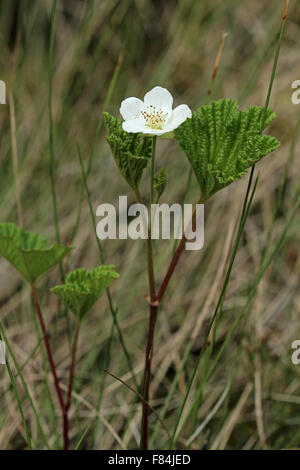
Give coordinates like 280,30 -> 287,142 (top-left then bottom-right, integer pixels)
0,0 -> 300,450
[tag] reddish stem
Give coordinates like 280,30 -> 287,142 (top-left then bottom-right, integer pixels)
31,285 -> 68,449
63,411 -> 69,450
66,320 -> 81,411
157,201 -> 201,302
141,235 -> 188,449
140,200 -> 202,449
157,235 -> 187,302
141,302 -> 158,449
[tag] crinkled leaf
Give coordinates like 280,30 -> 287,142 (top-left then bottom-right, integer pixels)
0,223 -> 72,283
174,99 -> 280,200
103,112 -> 152,190
154,167 -> 167,201
51,265 -> 119,320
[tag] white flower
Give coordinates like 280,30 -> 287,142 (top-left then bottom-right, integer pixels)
120,86 -> 192,136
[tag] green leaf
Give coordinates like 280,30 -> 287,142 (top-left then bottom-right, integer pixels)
51,265 -> 119,320
174,99 -> 280,200
103,112 -> 152,190
0,223 -> 72,283
154,167 -> 167,201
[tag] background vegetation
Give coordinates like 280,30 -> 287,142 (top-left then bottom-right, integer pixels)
0,0 -> 299,450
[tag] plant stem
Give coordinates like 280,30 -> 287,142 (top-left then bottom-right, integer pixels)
66,320 -> 81,411
147,137 -> 157,301
141,301 -> 158,450
150,136 -> 157,205
138,137 -> 158,450
157,235 -> 186,303
31,285 -> 67,449
62,319 -> 81,450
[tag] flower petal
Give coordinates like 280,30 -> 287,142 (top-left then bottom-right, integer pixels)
163,104 -> 192,132
120,97 -> 144,121
122,117 -> 149,133
144,86 -> 173,113
141,128 -> 169,136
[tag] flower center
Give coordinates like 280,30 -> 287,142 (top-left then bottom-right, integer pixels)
141,105 -> 167,130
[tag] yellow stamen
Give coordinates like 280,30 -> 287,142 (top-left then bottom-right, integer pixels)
141,105 -> 167,130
